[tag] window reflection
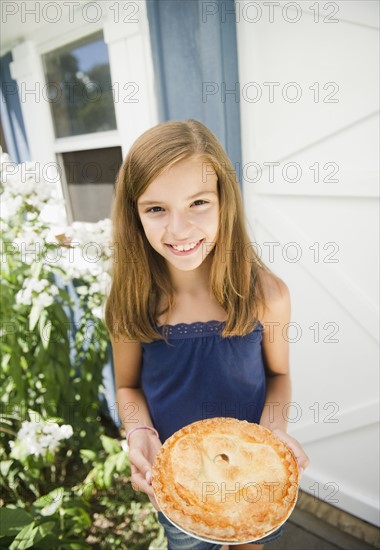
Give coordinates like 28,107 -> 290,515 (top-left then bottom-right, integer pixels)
43,32 -> 116,138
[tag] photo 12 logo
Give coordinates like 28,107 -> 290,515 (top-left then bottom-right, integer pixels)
202,81 -> 340,104
202,480 -> 297,504
1,1 -> 140,25
2,81 -> 140,105
201,1 -> 340,24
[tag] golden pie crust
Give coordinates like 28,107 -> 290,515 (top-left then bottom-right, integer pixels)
152,418 -> 299,542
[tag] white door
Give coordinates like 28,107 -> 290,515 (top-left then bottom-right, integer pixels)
236,0 -> 379,525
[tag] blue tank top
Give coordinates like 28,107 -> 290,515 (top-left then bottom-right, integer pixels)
140,320 -> 266,442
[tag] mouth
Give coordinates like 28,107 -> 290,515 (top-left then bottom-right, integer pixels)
165,239 -> 204,256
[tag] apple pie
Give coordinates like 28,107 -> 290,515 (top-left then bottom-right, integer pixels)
152,418 -> 299,542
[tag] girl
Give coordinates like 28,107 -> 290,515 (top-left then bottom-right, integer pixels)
105,119 -> 309,550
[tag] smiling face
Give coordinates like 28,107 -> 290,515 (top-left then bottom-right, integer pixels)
137,156 -> 219,275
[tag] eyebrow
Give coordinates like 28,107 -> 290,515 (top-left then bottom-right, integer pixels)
138,190 -> 218,207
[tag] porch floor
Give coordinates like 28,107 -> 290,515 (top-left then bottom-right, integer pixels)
270,507 -> 379,550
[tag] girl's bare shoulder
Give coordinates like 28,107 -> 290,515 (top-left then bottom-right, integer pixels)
259,269 -> 289,300
257,269 -> 290,323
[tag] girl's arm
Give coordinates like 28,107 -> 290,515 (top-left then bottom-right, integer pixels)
111,335 -> 161,509
259,274 -> 310,474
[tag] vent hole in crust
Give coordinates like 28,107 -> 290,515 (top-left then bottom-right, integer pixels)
214,453 -> 229,464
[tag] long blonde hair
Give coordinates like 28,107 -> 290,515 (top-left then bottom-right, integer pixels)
105,119 -> 271,342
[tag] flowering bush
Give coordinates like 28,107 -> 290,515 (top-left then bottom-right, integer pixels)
10,417 -> 73,462
0,151 -> 164,548
0,149 -> 110,440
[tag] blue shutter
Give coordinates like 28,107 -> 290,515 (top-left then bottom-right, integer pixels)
0,52 -> 30,163
146,0 -> 242,184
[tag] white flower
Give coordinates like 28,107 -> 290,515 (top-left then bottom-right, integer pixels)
89,282 -> 101,295
1,195 -> 23,217
15,278 -> 59,308
39,435 -> 59,453
34,291 -> 54,308
31,280 -> 48,293
92,306 -> 103,319
18,421 -> 36,441
11,419 -> 74,460
52,219 -> 113,291
59,425 -> 74,439
1,154 -> 61,223
16,287 -> 32,306
0,149 -> 12,166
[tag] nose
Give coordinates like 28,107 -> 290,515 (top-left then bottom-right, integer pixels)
166,209 -> 192,238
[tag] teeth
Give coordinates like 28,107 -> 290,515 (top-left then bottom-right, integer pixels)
171,241 -> 199,251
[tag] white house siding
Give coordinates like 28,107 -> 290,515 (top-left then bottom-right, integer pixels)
236,0 -> 379,525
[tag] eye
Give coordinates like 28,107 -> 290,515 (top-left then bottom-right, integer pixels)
146,206 -> 164,213
192,199 -> 208,206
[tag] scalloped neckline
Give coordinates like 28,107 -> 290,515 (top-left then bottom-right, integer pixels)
155,319 -> 226,329
154,319 -> 263,339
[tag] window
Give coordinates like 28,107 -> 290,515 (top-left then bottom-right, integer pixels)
60,147 -> 122,222
42,31 -> 116,139
43,31 -> 120,222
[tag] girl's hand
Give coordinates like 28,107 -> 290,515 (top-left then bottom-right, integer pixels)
272,428 -> 310,478
127,429 -> 162,510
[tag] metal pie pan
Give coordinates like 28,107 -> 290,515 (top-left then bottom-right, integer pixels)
154,487 -> 298,545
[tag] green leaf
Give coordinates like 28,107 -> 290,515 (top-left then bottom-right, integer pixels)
62,507 -> 92,531
40,499 -> 63,517
0,460 -> 13,477
79,449 -> 96,462
103,455 -> 119,488
51,302 -> 71,329
9,521 -> 39,549
0,507 -> 33,537
100,435 -> 121,455
37,520 -> 56,538
115,451 -> 130,473
33,488 -> 64,516
93,465 -> 105,489
38,311 -> 51,350
1,352 -> 11,368
30,261 -> 43,280
29,303 -> 42,331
